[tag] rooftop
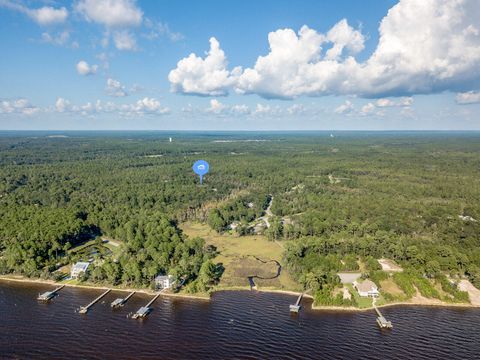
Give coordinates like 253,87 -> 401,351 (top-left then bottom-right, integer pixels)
72,262 -> 90,271
354,279 -> 378,292
155,274 -> 173,281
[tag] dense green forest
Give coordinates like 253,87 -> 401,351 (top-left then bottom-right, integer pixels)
0,131 -> 479,300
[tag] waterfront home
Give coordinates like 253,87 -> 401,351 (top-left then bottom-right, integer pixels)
155,274 -> 174,290
353,279 -> 379,297
71,262 -> 90,279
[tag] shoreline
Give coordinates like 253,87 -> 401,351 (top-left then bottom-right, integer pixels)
2,275 -> 479,312
0,275 -> 210,301
311,300 -> 480,312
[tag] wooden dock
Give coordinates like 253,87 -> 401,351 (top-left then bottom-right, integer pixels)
132,293 -> 160,319
79,289 -> 111,314
37,285 -> 65,301
374,305 -> 392,329
289,292 -> 304,313
111,291 -> 135,308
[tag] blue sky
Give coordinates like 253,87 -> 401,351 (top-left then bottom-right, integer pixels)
0,0 -> 479,130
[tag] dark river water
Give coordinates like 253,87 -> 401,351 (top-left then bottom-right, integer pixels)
1,281 -> 480,360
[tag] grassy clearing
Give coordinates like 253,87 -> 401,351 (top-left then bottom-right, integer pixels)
181,222 -> 300,291
68,239 -> 98,254
102,240 -> 123,258
380,278 -> 406,297
69,237 -> 114,259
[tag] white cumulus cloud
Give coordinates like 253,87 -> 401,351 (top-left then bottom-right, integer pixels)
53,97 -> 169,116
55,97 -> 71,112
76,60 -> 98,76
130,97 -> 169,114
375,97 -> 413,107
254,103 -> 274,115
168,37 -> 241,96
456,91 -> 480,104
143,18 -> 184,42
231,104 -> 250,115
75,0 -> 142,51
0,98 -> 40,115
206,99 -> 226,114
0,0 -> 68,25
113,30 -> 137,51
334,100 -> 354,114
205,99 -> 250,115
169,0 -> 480,100
361,102 -> 376,115
41,31 -> 72,46
287,104 -> 305,115
75,0 -> 142,28
325,19 -> 365,60
30,6 -> 68,25
106,78 -> 128,97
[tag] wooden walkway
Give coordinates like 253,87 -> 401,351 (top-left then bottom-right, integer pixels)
79,289 -> 111,314
373,299 -> 392,329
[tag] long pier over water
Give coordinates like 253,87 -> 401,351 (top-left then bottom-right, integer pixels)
79,289 -> 111,314
290,292 -> 304,312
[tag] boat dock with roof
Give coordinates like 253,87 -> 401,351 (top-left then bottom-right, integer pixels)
111,291 -> 135,308
37,285 -> 65,301
132,293 -> 160,319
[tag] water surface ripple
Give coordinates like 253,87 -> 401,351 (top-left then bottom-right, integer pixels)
1,281 -> 480,359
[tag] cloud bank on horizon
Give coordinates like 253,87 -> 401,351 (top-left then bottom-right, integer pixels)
169,0 -> 480,100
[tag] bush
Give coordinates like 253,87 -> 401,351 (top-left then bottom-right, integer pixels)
437,275 -> 469,303
393,272 -> 416,298
413,277 -> 440,299
364,256 -> 381,271
314,286 -> 357,307
368,270 -> 388,286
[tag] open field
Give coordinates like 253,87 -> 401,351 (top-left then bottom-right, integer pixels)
378,259 -> 403,272
181,222 -> 301,291
380,279 -> 406,297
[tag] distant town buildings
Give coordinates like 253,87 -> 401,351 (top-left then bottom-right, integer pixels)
155,274 -> 174,290
353,279 -> 379,297
71,262 -> 90,279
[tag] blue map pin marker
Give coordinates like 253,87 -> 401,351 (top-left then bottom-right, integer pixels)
193,160 -> 209,184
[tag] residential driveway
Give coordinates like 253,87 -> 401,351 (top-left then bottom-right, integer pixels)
337,272 -> 362,284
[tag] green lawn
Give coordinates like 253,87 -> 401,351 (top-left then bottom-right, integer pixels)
346,284 -> 373,308
181,222 -> 301,291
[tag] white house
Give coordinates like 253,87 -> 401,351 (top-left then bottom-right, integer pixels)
353,279 -> 379,297
71,262 -> 90,278
155,274 -> 174,290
